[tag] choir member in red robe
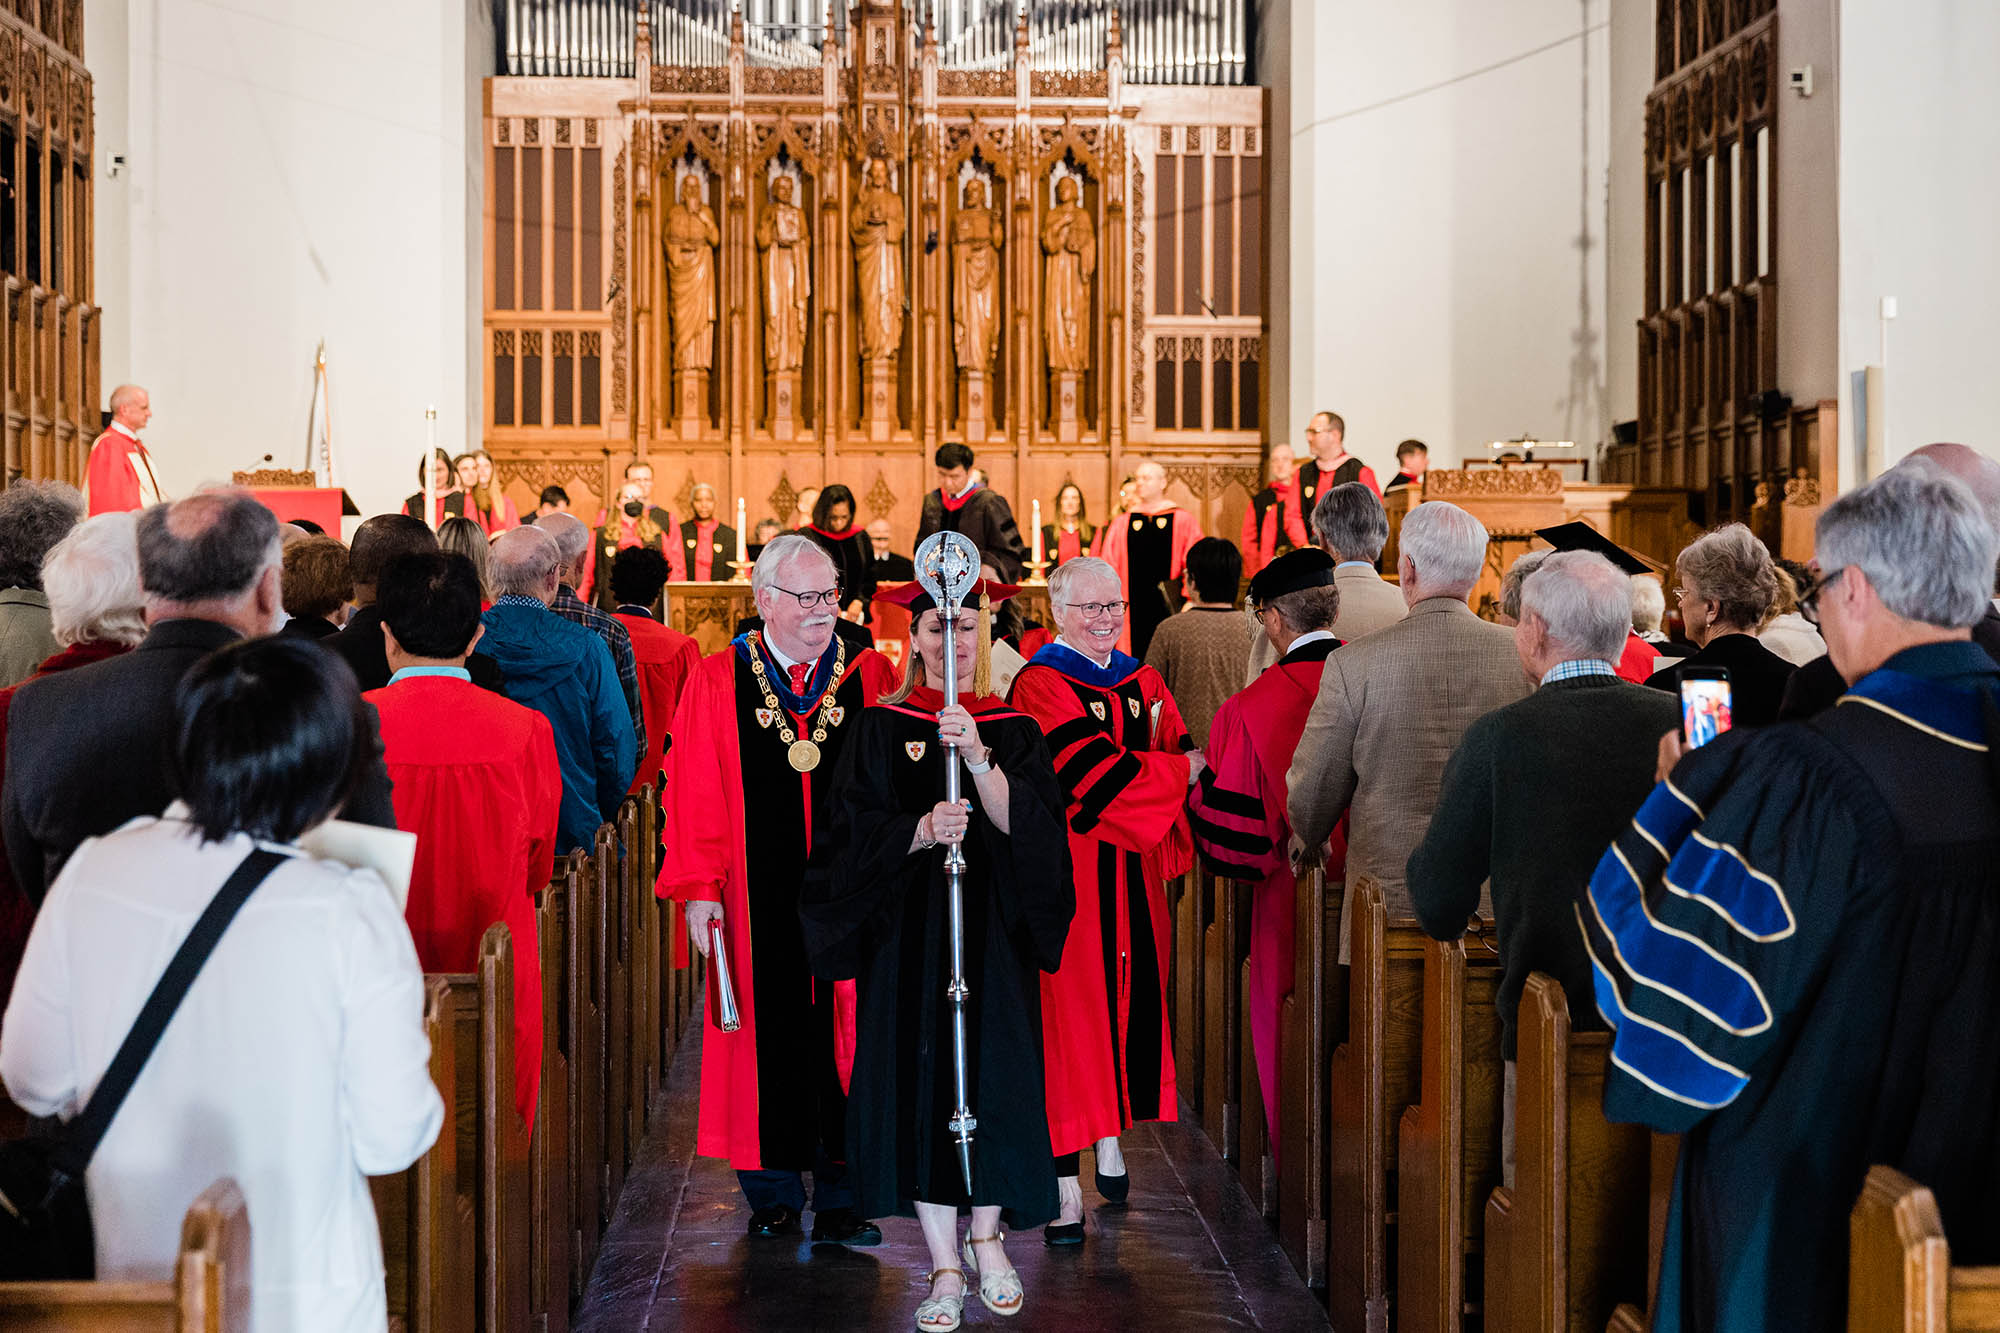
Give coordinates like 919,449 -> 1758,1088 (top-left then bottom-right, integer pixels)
458,450 -> 520,534
1094,460 -> 1203,660
655,534 -> 899,1242
1007,555 -> 1199,1243
677,483 -> 736,582
1185,549 -> 1347,1148
1240,443 -> 1310,575
1040,482 -> 1097,572
366,551 -> 561,1126
803,576 -> 1073,1324
609,548 -> 701,794
402,449 -> 466,527
83,385 -> 164,516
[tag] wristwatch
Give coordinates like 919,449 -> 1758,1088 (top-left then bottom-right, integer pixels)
963,748 -> 993,774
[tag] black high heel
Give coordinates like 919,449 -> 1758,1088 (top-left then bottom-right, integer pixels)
1094,1167 -> 1129,1204
1043,1220 -> 1085,1246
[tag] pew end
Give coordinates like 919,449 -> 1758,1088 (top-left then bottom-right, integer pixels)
0,1176 -> 251,1333
1848,1165 -> 2000,1332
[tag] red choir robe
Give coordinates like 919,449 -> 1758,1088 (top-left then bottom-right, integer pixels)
1240,478 -> 1308,575
367,672 -> 562,1126
466,492 -> 521,535
588,511 -> 687,605
678,518 -> 732,581
83,428 -> 164,515
1184,634 -> 1347,1148
613,609 -> 702,793
1616,631 -> 1657,683
1094,505 -> 1204,657
1009,643 -> 1195,1155
403,490 -> 467,527
654,632 -> 899,1170
1285,455 -> 1381,540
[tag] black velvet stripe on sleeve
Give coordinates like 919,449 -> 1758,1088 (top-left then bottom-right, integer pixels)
1045,716 -> 1107,754
1072,752 -> 1143,833
1195,767 -> 1266,821
1187,807 -> 1272,858
1055,736 -> 1121,791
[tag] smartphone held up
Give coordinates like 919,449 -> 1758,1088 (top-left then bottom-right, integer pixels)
1680,667 -> 1733,747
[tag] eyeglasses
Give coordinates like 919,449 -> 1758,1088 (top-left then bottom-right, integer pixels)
1063,600 -> 1129,618
770,585 -> 844,610
1799,567 -> 1845,626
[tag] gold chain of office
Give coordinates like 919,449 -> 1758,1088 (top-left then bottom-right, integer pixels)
747,631 -> 848,772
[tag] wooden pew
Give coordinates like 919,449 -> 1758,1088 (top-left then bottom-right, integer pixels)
1201,866 -> 1242,1156
1481,974 -> 1650,1333
1326,875 -> 1428,1333
477,924 -> 533,1333
1849,1165 -> 2000,1331
1169,872 -> 1204,1128
634,786 -> 666,1118
374,974 -> 479,1333
1397,928 -> 1506,1333
616,797 -> 652,1161
0,1178 -> 252,1332
1238,920 -> 1270,1213
1604,1133 -> 1681,1332
561,848 -> 605,1282
595,826 -> 629,1205
531,883 -> 572,1330
1277,868 -> 1340,1289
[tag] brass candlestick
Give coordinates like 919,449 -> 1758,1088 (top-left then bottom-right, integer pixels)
726,559 -> 753,584
1023,559 -> 1051,586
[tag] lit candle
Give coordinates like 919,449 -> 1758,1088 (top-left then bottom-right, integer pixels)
1031,498 -> 1044,565
735,496 -> 748,565
423,407 -> 438,531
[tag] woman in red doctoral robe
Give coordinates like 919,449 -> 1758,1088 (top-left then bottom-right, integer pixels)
1007,567 -> 1194,1242
368,663 -> 562,1127
1184,549 -> 1348,1153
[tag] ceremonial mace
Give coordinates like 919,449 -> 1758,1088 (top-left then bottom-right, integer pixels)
914,530 -> 980,1194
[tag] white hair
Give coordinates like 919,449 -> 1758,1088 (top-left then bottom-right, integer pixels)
1630,574 -> 1667,634
751,533 -> 835,599
536,511 -> 591,569
1047,555 -> 1120,607
1398,501 -> 1488,595
489,525 -> 564,598
1817,461 -> 1999,629
41,512 -> 147,649
1311,482 -> 1389,563
1521,552 -> 1633,662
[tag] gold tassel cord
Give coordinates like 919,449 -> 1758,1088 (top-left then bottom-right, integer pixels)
972,592 -> 993,699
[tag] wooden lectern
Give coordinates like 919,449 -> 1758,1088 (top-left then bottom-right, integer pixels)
233,468 -> 361,534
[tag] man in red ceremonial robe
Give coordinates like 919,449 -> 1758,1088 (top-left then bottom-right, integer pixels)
83,385 -> 164,516
591,460 -> 686,608
609,547 -> 701,794
656,534 -> 898,1243
678,483 -> 736,582
1007,554 -> 1200,1243
1240,443 -> 1310,575
366,551 -> 561,1127
1094,459 -> 1203,660
1185,549 -> 1347,1149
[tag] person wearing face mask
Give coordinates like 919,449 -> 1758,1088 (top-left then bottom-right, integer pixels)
1005,555 -> 1202,1247
1,493 -> 398,907
803,575 -> 1073,1330
591,459 -> 686,609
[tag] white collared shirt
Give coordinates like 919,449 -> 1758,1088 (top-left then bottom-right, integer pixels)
1055,633 -> 1115,670
111,420 -> 141,443
1285,629 -> 1339,655
1334,560 -> 1375,573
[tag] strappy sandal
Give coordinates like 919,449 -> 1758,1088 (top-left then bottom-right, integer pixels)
962,1232 -> 1025,1317
916,1268 -> 965,1331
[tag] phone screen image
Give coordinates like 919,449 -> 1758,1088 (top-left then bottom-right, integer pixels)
1681,676 -> 1733,747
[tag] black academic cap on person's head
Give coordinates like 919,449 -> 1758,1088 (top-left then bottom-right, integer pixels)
1533,521 -> 1657,577
1247,548 -> 1338,606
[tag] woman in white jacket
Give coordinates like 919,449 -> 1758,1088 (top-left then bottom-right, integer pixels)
2,636 -> 443,1332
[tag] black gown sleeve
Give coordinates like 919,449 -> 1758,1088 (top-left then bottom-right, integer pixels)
975,715 -> 1074,974
800,710 -> 924,981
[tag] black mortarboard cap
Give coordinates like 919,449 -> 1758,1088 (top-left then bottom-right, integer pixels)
1533,521 -> 1658,577
1247,548 -> 1339,605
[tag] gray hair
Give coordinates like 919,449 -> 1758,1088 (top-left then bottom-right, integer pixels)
490,525 -> 564,598
1267,585 -> 1341,635
1397,501 -> 1488,595
536,511 -> 591,571
751,533 -> 835,599
1630,574 -> 1667,634
1498,550 -> 1551,622
1676,523 -> 1781,630
1521,552 -> 1634,662
1047,555 -> 1120,608
0,480 -> 85,590
42,512 -> 147,648
1817,461 -> 1999,629
1311,482 -> 1389,563
138,492 -> 281,604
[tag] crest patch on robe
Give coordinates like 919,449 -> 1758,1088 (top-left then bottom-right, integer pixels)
1089,700 -> 1107,721
1127,696 -> 1142,718
904,741 -> 926,761
827,706 -> 847,726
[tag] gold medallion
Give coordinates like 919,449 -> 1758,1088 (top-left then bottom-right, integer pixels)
788,739 -> 822,772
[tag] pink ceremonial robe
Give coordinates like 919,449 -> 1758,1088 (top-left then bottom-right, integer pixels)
1094,505 -> 1203,656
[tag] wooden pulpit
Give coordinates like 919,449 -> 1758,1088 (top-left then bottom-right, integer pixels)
233,467 -> 360,534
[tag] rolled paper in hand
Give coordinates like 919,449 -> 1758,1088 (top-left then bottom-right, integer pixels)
709,917 -> 741,1032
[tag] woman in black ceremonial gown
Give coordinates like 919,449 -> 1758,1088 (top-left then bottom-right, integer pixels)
803,576 -> 1073,1332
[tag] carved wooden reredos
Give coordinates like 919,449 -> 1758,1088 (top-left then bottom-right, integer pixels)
484,0 -> 1265,547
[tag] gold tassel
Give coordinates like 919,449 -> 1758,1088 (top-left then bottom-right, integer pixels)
972,592 -> 993,698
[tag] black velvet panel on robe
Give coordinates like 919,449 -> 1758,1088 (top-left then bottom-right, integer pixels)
801,705 -> 1074,1224
735,658 -> 873,1172
1124,512 -> 1174,661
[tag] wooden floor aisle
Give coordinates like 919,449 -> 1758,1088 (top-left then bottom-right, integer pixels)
574,1019 -> 1331,1331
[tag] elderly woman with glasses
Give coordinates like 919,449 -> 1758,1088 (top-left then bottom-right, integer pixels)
1004,556 -> 1202,1246
1645,523 -> 1798,726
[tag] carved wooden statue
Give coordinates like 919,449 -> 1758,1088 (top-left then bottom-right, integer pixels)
851,156 -> 906,363
1042,174 -> 1097,373
664,174 -> 720,371
756,174 -> 811,373
951,176 -> 1004,374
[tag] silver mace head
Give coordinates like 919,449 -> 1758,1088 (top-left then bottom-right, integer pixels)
914,530 -> 980,615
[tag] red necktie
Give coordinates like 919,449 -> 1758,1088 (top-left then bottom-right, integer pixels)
787,662 -> 812,696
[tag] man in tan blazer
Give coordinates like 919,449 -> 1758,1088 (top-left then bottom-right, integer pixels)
1285,500 -> 1532,923
1244,480 -> 1407,681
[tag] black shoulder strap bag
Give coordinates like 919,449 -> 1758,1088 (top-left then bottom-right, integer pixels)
0,847 -> 286,1279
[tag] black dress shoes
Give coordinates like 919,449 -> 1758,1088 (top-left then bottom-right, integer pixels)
810,1207 -> 883,1246
1094,1166 -> 1130,1204
1043,1219 -> 1085,1246
747,1204 -> 801,1237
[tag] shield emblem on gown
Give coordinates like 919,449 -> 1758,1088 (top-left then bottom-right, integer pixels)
905,741 -> 926,761
1127,697 -> 1142,718
1089,700 -> 1107,721
755,708 -> 775,728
